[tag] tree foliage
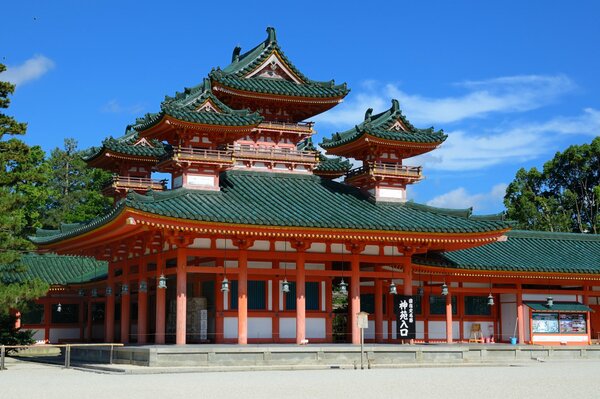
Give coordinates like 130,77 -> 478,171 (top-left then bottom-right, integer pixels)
41,138 -> 112,229
504,137 -> 600,233
0,63 -> 49,318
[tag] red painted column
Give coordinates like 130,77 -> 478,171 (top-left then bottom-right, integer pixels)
105,272 -> 115,342
155,254 -> 166,344
350,252 -> 361,345
374,273 -> 383,343
403,259 -> 413,296
137,264 -> 148,344
238,248 -> 248,344
120,262 -> 130,344
43,301 -> 51,342
296,248 -> 306,344
176,248 -> 187,345
517,285 -> 525,344
86,301 -> 93,341
445,290 -> 453,343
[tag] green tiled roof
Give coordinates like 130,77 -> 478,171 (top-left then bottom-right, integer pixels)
5,254 -> 107,285
31,171 -> 510,245
314,155 -> 352,173
525,302 -> 592,312
210,27 -> 349,99
211,72 -> 348,99
133,79 -> 263,132
413,230 -> 600,274
84,135 -> 169,162
320,99 -> 447,149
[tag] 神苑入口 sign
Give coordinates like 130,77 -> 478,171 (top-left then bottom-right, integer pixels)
396,295 -> 416,339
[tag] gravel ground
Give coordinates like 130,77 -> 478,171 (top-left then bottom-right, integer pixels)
2,358 -> 600,399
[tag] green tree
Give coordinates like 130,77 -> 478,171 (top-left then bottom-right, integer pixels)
0,63 -> 48,331
42,138 -> 112,229
504,137 -> 600,233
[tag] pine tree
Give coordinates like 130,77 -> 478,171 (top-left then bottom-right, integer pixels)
0,63 -> 48,325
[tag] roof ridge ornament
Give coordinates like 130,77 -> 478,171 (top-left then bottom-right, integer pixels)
232,46 -> 242,63
266,27 -> 277,43
364,108 -> 373,121
391,99 -> 400,113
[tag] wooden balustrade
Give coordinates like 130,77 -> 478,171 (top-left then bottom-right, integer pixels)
346,162 -> 423,179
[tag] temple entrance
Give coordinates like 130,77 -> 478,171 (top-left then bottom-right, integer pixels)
332,277 -> 349,343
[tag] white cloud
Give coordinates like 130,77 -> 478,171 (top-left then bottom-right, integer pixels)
408,107 -> 600,171
101,100 -> 144,115
316,75 -> 576,127
427,183 -> 508,212
2,55 -> 55,86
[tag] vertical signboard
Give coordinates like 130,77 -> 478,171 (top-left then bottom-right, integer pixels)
396,295 -> 416,339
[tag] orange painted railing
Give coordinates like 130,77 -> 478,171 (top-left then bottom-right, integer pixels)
168,147 -> 234,163
227,145 -> 319,163
346,162 -> 423,179
258,120 -> 314,132
109,176 -> 167,191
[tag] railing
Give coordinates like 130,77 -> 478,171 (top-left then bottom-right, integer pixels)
109,175 -> 167,191
0,343 -> 123,370
165,147 -> 234,164
346,162 -> 423,179
227,145 -> 319,163
258,120 -> 314,132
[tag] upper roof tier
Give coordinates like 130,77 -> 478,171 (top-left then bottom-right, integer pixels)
133,79 -> 263,142
320,99 -> 447,158
209,27 -> 349,122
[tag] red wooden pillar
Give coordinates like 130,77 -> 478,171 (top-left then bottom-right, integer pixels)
176,248 -> 187,345
215,257 -> 224,344
121,264 -> 130,344
86,301 -> 93,341
155,253 -> 166,344
43,301 -> 51,342
374,270 -> 383,343
105,273 -> 115,342
137,263 -> 148,344
238,248 -> 248,345
350,251 -> 361,345
445,290 -> 453,344
517,285 -> 525,344
294,243 -> 307,344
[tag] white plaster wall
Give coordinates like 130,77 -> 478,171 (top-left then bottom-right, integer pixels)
501,302 -> 518,341
417,321 -> 424,339
224,260 -> 238,268
305,263 -> 325,270
275,241 -> 296,252
215,239 -> 235,249
523,294 -> 576,301
321,281 -> 326,311
428,321 -> 460,340
26,329 -> 44,342
307,243 -> 326,253
462,282 -> 489,288
361,245 -> 379,255
224,317 -> 238,339
248,261 -> 272,269
279,317 -> 296,339
280,262 -> 296,270
306,318 -> 326,339
49,328 -> 80,344
189,238 -> 211,249
382,321 -> 388,340
248,317 -> 272,339
250,240 -> 270,251
533,334 -> 588,343
365,320 -> 375,339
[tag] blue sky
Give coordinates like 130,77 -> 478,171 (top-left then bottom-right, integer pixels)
3,0 -> 600,214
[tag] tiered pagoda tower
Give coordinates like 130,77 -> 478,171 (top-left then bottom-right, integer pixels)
86,28 -> 350,199
320,99 -> 446,202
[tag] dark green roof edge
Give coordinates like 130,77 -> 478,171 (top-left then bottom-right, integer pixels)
5,253 -> 108,285
524,302 -> 593,312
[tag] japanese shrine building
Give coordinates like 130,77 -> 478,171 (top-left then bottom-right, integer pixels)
21,28 -> 600,346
